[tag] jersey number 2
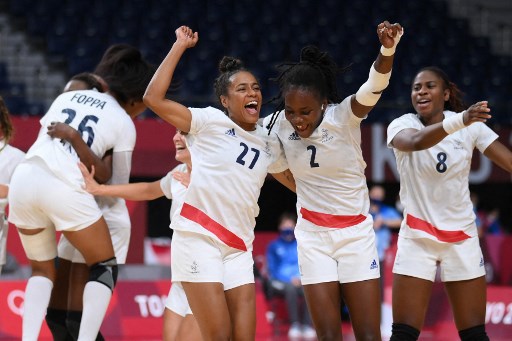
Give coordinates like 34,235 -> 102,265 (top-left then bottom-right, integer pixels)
307,145 -> 320,168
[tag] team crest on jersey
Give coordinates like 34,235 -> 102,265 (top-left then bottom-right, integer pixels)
263,141 -> 272,157
321,128 -> 333,143
453,139 -> 464,150
225,128 -> 237,137
288,131 -> 300,140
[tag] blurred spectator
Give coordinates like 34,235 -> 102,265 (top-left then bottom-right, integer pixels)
266,212 -> 315,339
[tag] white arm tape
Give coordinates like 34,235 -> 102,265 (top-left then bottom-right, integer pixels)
380,28 -> 404,56
355,63 -> 391,106
111,151 -> 132,185
442,112 -> 466,134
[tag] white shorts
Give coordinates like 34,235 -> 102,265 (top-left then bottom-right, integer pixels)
165,281 -> 193,316
8,159 -> 102,231
0,213 -> 7,266
393,236 -> 486,282
57,225 -> 130,264
171,230 -> 254,290
296,218 -> 380,285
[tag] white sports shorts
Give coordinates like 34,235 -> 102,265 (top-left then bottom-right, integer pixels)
165,281 -> 193,316
296,217 -> 380,285
8,159 -> 102,231
393,235 -> 486,282
58,225 -> 130,264
171,230 -> 254,290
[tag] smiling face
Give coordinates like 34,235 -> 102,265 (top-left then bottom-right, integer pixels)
173,130 -> 190,164
284,87 -> 327,138
220,71 -> 262,131
411,70 -> 450,123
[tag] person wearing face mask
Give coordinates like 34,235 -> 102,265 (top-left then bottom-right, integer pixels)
265,212 -> 315,339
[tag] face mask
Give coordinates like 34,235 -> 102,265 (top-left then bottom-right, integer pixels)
280,228 -> 295,240
370,199 -> 383,206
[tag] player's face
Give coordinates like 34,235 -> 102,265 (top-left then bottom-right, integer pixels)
173,131 -> 190,163
411,70 -> 450,121
221,71 -> 262,131
284,87 -> 325,138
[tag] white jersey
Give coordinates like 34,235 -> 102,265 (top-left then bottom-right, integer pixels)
160,163 -> 188,221
267,96 -> 370,232
0,141 -> 25,213
25,90 -> 136,190
387,111 -> 498,242
170,106 -> 286,251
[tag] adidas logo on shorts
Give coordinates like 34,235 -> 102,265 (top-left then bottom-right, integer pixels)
288,131 -> 300,140
225,128 -> 236,137
370,259 -> 378,270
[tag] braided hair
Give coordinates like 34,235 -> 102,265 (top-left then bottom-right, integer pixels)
266,45 -> 349,133
0,96 -> 14,147
416,66 -> 466,112
213,56 -> 248,114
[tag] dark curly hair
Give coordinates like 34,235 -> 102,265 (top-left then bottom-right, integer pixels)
213,56 -> 255,113
266,45 -> 349,133
94,44 -> 155,105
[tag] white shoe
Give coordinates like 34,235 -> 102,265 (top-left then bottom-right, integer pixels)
288,323 -> 302,339
302,325 -> 317,339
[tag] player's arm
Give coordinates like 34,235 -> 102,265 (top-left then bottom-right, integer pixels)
483,139 -> 512,173
144,26 -> 198,133
47,121 -> 112,183
270,169 -> 296,193
351,21 -> 403,118
391,101 -> 491,152
78,162 -> 164,200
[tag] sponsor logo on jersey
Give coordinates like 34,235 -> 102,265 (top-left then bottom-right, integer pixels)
453,139 -> 464,150
288,131 -> 300,140
225,128 -> 236,137
370,259 -> 378,270
479,257 -> 484,267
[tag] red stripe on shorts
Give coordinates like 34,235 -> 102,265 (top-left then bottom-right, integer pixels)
180,203 -> 247,251
406,214 -> 470,242
300,207 -> 366,228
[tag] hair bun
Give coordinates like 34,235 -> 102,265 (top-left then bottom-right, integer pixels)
218,56 -> 244,73
300,45 -> 324,63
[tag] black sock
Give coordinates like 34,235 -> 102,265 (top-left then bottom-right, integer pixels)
459,324 -> 489,341
390,323 -> 420,341
66,310 -> 105,341
45,308 -> 74,341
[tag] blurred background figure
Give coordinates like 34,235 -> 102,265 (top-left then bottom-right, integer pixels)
266,212 -> 316,339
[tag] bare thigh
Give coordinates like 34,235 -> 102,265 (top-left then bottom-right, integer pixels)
445,276 -> 487,331
303,281 -> 342,340
182,282 -> 230,341
62,217 -> 114,266
163,308 -> 184,341
341,278 -> 381,340
225,283 -> 255,341
67,262 -> 90,311
392,274 -> 433,330
177,315 -> 202,341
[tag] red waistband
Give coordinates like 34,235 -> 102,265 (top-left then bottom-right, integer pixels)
406,214 -> 470,242
180,203 -> 247,251
300,207 -> 366,228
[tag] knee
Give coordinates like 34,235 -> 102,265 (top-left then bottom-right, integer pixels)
89,257 -> 118,291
